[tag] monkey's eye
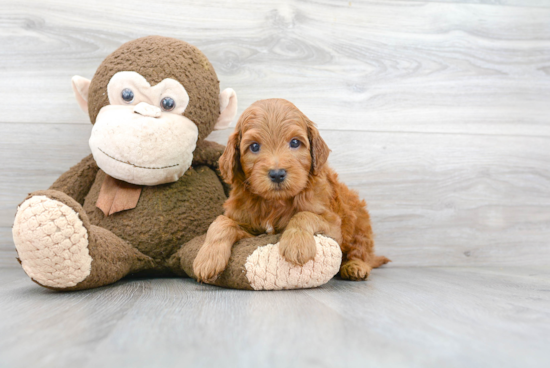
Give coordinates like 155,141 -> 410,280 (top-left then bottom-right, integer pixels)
249,142 -> 260,153
161,97 -> 176,111
289,139 -> 301,149
121,88 -> 134,103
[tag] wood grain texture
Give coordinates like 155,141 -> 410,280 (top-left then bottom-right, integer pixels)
0,0 -> 549,135
1,1 -> 550,365
0,266 -> 548,368
1,123 -> 549,266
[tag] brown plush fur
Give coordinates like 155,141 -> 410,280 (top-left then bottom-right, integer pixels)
194,99 -> 390,282
83,164 -> 227,265
87,36 -> 220,143
59,36 -> 231,272
175,233 -> 282,290
19,190 -> 156,291
17,37 -> 231,290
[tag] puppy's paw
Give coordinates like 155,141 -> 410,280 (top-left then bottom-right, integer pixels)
279,228 -> 317,266
193,243 -> 230,283
340,259 -> 371,281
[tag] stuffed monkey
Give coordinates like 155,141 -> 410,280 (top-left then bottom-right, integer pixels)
12,36 -> 341,291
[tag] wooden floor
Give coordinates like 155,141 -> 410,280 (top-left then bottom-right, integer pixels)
0,265 -> 549,368
1,0 -> 550,367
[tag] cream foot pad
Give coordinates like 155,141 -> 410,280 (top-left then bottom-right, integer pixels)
244,235 -> 342,290
12,196 -> 92,288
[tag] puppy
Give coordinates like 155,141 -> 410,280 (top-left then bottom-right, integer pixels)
193,99 -> 390,282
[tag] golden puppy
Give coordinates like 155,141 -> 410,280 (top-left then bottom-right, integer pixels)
193,99 -> 390,282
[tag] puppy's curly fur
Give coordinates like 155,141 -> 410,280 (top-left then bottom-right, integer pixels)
193,99 -> 390,282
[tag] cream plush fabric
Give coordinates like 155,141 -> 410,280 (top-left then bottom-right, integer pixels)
12,196 -> 92,288
244,235 -> 342,290
88,71 -> 198,186
107,72 -> 190,115
214,88 -> 238,130
90,105 -> 198,186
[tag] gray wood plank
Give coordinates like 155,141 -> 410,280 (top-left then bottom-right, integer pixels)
1,1 -> 549,366
1,123 -> 549,267
0,228 -> 17,267
0,0 -> 549,136
0,266 -> 548,368
409,0 -> 550,7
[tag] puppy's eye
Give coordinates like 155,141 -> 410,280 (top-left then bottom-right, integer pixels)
121,88 -> 134,103
249,142 -> 260,153
289,139 -> 301,149
161,97 -> 175,111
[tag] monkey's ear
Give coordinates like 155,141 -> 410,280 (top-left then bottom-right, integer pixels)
218,129 -> 241,184
306,119 -> 331,175
71,76 -> 91,113
214,88 -> 238,130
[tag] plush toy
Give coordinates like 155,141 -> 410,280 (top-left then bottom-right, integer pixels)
12,36 -> 342,291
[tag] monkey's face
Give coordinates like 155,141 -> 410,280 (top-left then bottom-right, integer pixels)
73,37 -> 239,186
88,72 -> 199,186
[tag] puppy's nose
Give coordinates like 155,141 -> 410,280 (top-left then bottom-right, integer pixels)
269,169 -> 287,184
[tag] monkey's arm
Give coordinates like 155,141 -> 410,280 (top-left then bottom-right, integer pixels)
170,233 -> 342,290
192,215 -> 252,282
48,154 -> 100,205
192,140 -> 231,196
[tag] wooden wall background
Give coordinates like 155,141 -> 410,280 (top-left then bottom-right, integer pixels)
1,0 -> 549,267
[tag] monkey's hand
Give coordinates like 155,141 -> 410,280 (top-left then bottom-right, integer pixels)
279,228 -> 317,266
49,154 -> 99,205
192,140 -> 230,196
192,140 -> 225,168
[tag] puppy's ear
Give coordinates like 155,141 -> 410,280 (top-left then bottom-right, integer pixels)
219,129 -> 242,185
306,118 -> 330,175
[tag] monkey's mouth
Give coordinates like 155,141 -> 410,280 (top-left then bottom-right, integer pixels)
98,147 -> 179,170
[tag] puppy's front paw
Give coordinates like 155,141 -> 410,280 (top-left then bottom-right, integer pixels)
193,243 -> 230,283
279,229 -> 317,266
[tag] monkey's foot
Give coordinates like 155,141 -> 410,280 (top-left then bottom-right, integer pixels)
13,195 -> 92,288
244,235 -> 342,290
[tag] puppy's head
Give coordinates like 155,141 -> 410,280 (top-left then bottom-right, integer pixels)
219,99 -> 330,200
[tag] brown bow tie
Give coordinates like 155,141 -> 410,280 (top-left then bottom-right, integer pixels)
96,175 -> 142,216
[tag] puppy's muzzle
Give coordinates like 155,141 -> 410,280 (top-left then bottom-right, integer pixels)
269,169 -> 287,184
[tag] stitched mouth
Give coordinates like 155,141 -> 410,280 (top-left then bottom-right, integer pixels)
98,147 -> 179,170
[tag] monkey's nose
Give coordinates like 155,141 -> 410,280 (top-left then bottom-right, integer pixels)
133,102 -> 162,118
268,169 -> 287,184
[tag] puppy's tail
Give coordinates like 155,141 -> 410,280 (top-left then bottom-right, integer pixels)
370,255 -> 391,268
